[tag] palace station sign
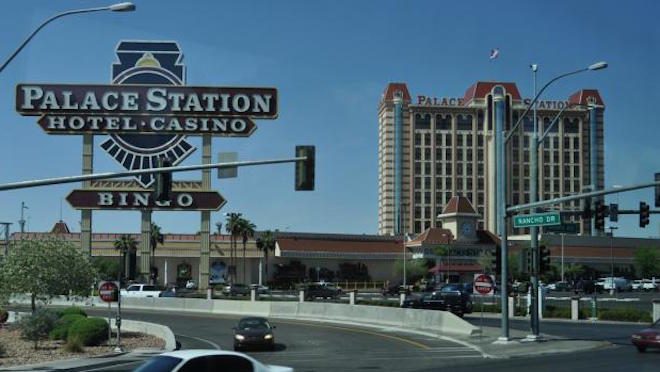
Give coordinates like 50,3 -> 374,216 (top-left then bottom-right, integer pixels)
15,40 -> 278,211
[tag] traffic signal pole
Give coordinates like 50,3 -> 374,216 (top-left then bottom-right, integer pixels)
494,89 -> 510,342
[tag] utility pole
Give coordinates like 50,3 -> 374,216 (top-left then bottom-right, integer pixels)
19,202 -> 28,234
529,64 -> 540,339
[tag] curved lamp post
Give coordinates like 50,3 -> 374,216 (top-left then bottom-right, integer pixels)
510,61 -> 607,339
0,2 -> 136,74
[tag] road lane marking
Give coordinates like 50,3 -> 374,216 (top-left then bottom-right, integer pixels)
176,333 -> 222,350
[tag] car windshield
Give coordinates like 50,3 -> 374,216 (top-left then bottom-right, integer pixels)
239,319 -> 270,330
134,356 -> 182,372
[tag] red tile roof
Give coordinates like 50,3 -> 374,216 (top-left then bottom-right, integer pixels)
407,228 -> 454,246
442,196 -> 478,215
277,237 -> 404,254
383,83 -> 411,103
463,82 -> 521,104
568,89 -> 605,107
50,221 -> 71,234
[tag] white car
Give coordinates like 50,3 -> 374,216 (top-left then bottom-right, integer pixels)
120,284 -> 162,298
641,279 -> 658,291
134,350 -> 293,372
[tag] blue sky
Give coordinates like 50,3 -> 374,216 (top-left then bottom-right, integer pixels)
0,0 -> 658,238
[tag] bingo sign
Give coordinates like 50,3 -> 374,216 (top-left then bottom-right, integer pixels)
98,281 -> 119,303
473,274 -> 495,296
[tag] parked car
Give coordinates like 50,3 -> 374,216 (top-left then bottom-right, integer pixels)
304,283 -> 341,300
120,284 -> 162,298
631,318 -> 660,352
159,286 -> 181,298
134,349 -> 292,371
250,284 -> 271,295
597,277 -> 632,292
433,283 -> 474,316
223,283 -> 251,296
400,294 -> 427,309
633,279 -> 658,292
547,281 -> 571,292
381,283 -> 410,296
233,317 -> 277,351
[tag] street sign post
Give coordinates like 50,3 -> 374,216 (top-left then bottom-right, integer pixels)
513,212 -> 561,228
473,273 -> 495,296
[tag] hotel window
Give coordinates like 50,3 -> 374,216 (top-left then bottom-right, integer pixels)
414,163 -> 421,173
524,179 -> 529,190
467,178 -> 473,189
553,137 -> 559,148
446,178 -> 452,189
457,165 -> 463,175
523,136 -> 530,147
467,163 -> 473,176
564,118 -> 580,134
573,151 -> 580,163
415,133 -> 422,146
457,178 -> 463,189
477,149 -> 484,161
414,192 -> 421,203
553,180 -> 559,191
573,166 -> 580,178
478,193 -> 484,204
457,135 -> 463,147
467,149 -> 473,161
436,177 -> 442,188
563,137 -> 570,148
424,163 -> 431,175
414,222 -> 421,233
457,149 -> 463,161
435,133 -> 442,145
436,163 -> 443,174
524,167 -> 530,177
424,148 -> 431,159
415,148 -> 421,160
425,192 -> 431,203
477,110 -> 484,131
457,114 -> 473,131
466,134 -> 473,145
414,177 -> 421,188
513,179 -> 519,191
467,192 -> 473,202
446,163 -> 452,175
513,194 -> 519,204
564,151 -> 570,163
436,114 -> 451,130
478,163 -> 484,174
573,137 -> 580,148
446,148 -> 452,161
554,165 -> 559,177
553,152 -> 559,163
424,177 -> 431,188
477,136 -> 484,147
477,178 -> 484,189
424,133 -> 431,146
523,116 -> 534,132
564,180 -> 571,191
446,135 -> 452,146
513,136 -> 519,147
415,113 -> 431,130
424,207 -> 431,218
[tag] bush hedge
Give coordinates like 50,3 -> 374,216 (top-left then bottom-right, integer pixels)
49,314 -> 86,340
598,308 -> 652,323
67,318 -> 109,346
58,307 -> 87,318
19,309 -> 59,349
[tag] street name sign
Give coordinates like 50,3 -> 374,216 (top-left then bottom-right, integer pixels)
513,212 -> 561,228
545,222 -> 579,234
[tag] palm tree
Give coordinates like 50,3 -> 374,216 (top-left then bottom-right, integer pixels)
238,218 -> 256,284
225,213 -> 242,283
257,230 -> 277,283
150,223 -> 164,284
114,235 -> 138,284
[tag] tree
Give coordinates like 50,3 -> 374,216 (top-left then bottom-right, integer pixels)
114,235 -> 138,283
225,213 -> 243,283
150,223 -> 164,284
477,251 -> 494,274
91,257 -> 120,281
0,238 -> 97,312
564,263 -> 585,281
393,259 -> 428,283
633,246 -> 660,278
238,218 -> 256,284
258,230 -> 277,279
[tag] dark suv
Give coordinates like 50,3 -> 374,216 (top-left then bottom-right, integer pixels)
304,283 -> 341,300
222,283 -> 250,296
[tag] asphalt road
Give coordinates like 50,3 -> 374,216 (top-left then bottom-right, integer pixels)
78,308 -> 485,372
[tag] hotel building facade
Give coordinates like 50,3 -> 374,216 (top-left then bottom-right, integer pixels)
377,81 -> 605,237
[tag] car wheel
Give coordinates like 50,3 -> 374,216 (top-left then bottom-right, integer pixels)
637,346 -> 647,353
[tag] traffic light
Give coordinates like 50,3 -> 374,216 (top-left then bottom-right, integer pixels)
525,249 -> 533,274
640,201 -> 650,228
295,146 -> 315,191
594,201 -> 607,231
539,245 -> 551,274
609,203 -> 618,222
154,157 -> 172,202
491,246 -> 501,274
582,197 -> 592,220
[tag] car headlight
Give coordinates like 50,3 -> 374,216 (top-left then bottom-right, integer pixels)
234,334 -> 245,341
264,334 -> 273,340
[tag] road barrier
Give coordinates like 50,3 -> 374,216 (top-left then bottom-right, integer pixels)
9,294 -> 479,336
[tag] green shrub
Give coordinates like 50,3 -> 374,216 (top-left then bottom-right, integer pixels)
68,318 -> 109,346
49,314 -> 86,340
58,307 -> 87,318
19,309 -> 58,349
598,308 -> 652,323
64,335 -> 85,353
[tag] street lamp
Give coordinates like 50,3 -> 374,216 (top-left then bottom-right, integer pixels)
507,61 -> 607,339
0,2 -> 136,74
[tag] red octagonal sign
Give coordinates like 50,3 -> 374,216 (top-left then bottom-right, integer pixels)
98,281 -> 119,303
473,274 -> 495,296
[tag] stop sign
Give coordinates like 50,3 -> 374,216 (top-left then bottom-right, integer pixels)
473,274 -> 495,296
98,281 -> 119,302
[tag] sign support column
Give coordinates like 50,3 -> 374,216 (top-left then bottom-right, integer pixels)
494,88 -> 510,342
81,135 -> 93,256
200,134 -> 211,290
140,210 -> 151,280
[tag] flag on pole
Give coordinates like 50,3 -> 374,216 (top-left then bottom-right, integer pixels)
489,48 -> 500,60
